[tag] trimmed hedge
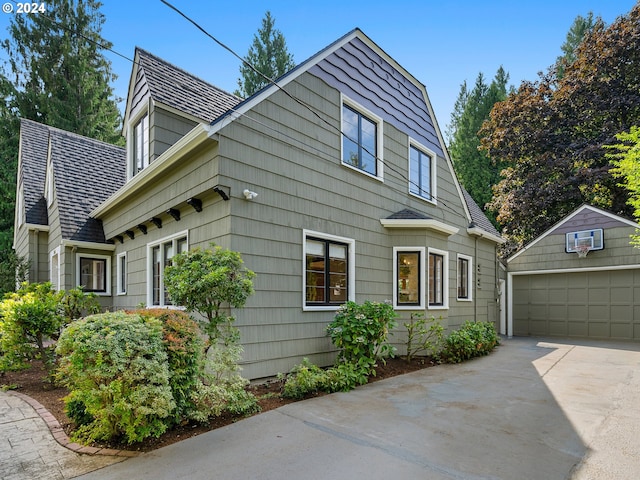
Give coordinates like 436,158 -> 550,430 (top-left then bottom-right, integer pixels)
439,321 -> 499,363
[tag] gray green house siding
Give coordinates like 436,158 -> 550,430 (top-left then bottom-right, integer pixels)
96,30 -> 502,379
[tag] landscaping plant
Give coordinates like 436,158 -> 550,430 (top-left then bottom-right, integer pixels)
164,244 -> 255,343
0,282 -> 64,377
439,321 -> 499,363
326,300 -> 397,375
404,312 -> 444,363
56,312 -> 176,444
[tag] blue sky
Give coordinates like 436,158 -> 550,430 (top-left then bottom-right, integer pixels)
1,0 -> 637,130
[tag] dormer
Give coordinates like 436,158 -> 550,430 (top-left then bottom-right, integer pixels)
122,48 -> 242,180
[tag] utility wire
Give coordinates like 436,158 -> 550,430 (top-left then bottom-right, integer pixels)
159,0 -> 471,224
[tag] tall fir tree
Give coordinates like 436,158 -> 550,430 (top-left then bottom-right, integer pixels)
447,67 -> 510,225
0,0 -> 122,293
554,12 -> 597,79
235,11 -> 295,98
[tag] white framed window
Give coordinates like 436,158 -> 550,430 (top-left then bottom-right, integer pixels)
303,229 -> 355,311
50,247 -> 61,290
45,162 -> 54,207
393,247 -> 425,309
16,188 -> 24,227
457,253 -> 473,301
132,113 -> 149,176
117,252 -> 127,295
408,139 -> 436,204
76,253 -> 111,295
341,94 -> 383,180
147,231 -> 188,307
428,247 -> 449,310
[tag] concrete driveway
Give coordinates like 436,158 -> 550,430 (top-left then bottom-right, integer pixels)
75,337 -> 640,480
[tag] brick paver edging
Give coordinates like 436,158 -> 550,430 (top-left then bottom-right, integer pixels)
7,390 -> 140,457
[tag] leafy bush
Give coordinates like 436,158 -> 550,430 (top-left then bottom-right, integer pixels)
164,244 -> 255,342
56,312 -> 175,444
439,321 -> 499,363
280,358 -> 370,398
0,282 -> 64,376
324,361 -> 369,393
280,358 -> 327,399
326,301 -> 397,375
60,286 -> 101,322
132,309 -> 206,425
404,312 -> 444,362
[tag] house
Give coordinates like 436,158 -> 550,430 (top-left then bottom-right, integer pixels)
506,204 -> 640,341
13,29 -> 503,379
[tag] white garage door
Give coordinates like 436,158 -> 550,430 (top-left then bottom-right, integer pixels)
513,269 -> 640,340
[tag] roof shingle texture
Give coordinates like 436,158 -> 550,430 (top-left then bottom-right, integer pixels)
137,48 -> 242,122
19,119 -> 49,225
461,187 -> 501,237
49,129 -> 125,242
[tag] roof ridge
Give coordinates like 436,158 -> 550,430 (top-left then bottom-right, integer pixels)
135,47 -> 241,100
20,118 -> 125,151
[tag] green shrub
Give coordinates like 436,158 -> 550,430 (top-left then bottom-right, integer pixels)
132,309 -> 206,426
280,358 -> 328,399
0,282 -> 64,376
60,286 -> 101,322
404,312 -> 444,362
326,301 -> 397,375
439,321 -> 499,363
56,312 -> 175,444
324,361 -> 369,393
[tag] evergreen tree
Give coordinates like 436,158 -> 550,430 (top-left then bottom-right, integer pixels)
235,11 -> 295,98
0,0 -> 122,290
447,67 -> 510,225
554,12 -> 597,79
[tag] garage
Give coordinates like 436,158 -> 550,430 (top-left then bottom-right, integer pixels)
506,205 -> 640,341
512,268 -> 640,340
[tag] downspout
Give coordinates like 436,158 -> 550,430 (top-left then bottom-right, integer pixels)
34,229 -> 39,282
474,235 -> 478,322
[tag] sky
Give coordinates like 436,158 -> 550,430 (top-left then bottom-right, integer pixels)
0,0 -> 638,130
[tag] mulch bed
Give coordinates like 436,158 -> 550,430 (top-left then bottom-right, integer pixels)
1,356 -> 436,452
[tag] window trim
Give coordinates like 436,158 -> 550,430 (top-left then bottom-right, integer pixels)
116,251 -> 127,295
50,247 -> 61,291
393,247 -> 426,310
302,229 -> 355,311
408,138 -> 437,205
146,230 -> 189,308
428,247 -> 449,310
456,253 -> 473,302
340,94 -> 384,181
75,252 -> 111,295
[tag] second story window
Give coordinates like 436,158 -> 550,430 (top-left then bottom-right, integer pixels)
341,97 -> 383,179
133,114 -> 149,176
409,142 -> 435,202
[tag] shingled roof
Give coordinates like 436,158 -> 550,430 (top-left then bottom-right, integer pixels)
18,119 -> 126,243
49,129 -> 125,242
136,48 -> 242,122
461,187 -> 501,238
19,119 -> 49,226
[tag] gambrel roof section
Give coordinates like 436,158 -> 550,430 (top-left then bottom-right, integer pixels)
507,204 -> 638,263
208,28 -> 493,236
124,48 -> 242,126
49,128 -> 125,242
18,119 -> 49,226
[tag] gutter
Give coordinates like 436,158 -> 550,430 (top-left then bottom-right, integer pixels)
91,123 -> 214,218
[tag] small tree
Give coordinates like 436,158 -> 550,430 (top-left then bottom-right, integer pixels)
164,244 -> 255,342
0,282 -> 64,375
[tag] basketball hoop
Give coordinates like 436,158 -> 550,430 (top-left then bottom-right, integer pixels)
576,245 -> 590,258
